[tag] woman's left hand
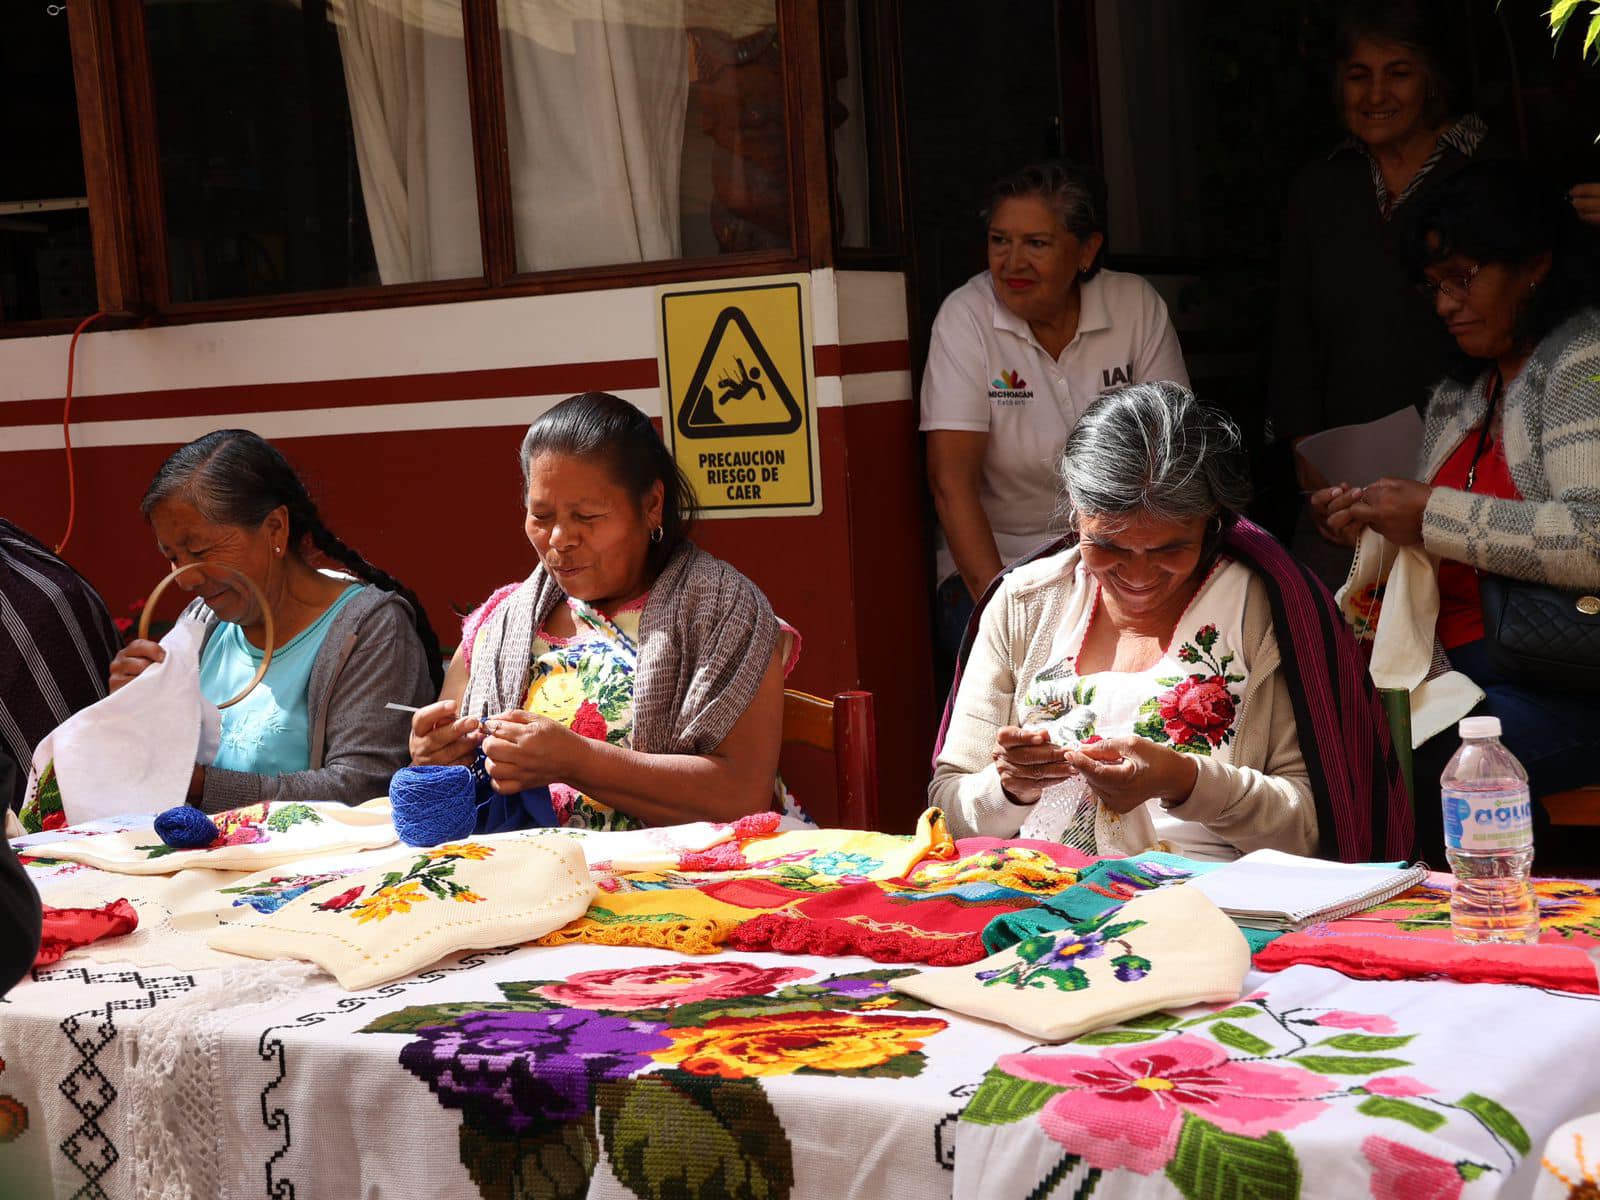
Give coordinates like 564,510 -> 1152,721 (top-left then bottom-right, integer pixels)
1329,477 -> 1431,546
480,710 -> 583,794
1063,736 -> 1199,814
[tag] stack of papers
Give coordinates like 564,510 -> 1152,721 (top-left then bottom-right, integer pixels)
1187,849 -> 1429,932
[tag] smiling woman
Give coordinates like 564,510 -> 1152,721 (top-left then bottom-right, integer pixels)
931,382 -> 1408,863
110,431 -> 439,812
409,392 -> 796,833
920,161 -> 1190,675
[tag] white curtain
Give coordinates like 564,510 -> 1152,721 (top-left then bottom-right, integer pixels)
331,0 -> 688,284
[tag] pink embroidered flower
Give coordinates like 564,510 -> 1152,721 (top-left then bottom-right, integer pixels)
999,1035 -> 1333,1175
1314,1011 -> 1398,1033
314,885 -> 364,912
1362,1135 -> 1463,1200
570,700 -> 608,742
535,962 -> 814,1010
1364,1076 -> 1434,1098
218,825 -> 267,847
1157,676 -> 1237,747
549,783 -> 580,825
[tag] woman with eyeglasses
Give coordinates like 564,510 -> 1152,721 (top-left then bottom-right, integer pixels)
1313,160 -> 1600,853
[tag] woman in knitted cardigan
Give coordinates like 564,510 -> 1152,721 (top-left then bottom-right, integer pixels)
1318,161 -> 1600,839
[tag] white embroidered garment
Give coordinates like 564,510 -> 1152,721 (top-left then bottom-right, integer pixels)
1020,558 -> 1253,860
20,614 -> 221,828
28,799 -> 398,875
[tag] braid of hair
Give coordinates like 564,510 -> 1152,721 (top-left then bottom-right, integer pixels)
301,510 -> 445,692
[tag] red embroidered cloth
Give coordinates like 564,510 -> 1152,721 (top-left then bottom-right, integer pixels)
726,839 -> 1091,966
1252,874 -> 1600,994
35,898 -> 139,967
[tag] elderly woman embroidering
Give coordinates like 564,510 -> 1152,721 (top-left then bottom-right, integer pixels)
409,392 -> 795,832
108,430 -> 441,811
932,383 -> 1411,863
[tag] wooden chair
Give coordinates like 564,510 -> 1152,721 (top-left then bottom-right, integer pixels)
781,689 -> 878,830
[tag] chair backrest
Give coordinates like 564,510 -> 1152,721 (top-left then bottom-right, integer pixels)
781,689 -> 878,830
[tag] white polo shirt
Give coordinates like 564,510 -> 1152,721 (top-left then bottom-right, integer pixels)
920,269 -> 1189,581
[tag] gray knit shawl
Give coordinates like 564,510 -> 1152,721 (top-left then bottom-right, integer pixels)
460,542 -> 780,755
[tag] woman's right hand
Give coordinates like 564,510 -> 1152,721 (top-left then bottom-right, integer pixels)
993,725 -> 1077,806
108,639 -> 165,692
409,699 -> 482,768
1308,483 -> 1363,547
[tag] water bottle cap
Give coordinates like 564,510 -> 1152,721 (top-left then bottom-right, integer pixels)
1458,716 -> 1502,739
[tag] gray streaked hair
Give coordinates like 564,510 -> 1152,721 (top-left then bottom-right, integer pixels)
983,160 -> 1107,280
1058,382 -> 1251,533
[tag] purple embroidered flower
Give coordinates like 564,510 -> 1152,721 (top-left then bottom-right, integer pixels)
1111,954 -> 1152,982
398,1008 -> 671,1133
822,977 -> 895,997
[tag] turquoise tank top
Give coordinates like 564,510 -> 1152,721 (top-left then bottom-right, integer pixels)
199,585 -> 360,776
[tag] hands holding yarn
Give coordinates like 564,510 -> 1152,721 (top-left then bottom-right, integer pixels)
478,710 -> 579,794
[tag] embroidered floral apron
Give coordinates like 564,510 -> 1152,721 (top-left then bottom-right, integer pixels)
1020,558 -> 1253,860
523,597 -> 644,831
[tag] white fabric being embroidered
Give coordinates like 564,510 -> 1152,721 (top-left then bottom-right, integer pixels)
1337,527 -> 1483,747
25,614 -> 219,825
1018,558 -> 1252,861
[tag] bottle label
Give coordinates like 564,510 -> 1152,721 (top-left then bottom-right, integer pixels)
1442,789 -> 1533,852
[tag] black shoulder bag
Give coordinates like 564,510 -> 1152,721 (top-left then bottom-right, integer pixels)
1469,374 -> 1600,692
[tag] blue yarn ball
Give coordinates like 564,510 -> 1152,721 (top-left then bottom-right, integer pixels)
390,764 -> 478,846
155,805 -> 220,849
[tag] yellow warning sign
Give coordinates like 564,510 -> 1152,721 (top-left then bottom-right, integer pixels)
656,273 -> 821,518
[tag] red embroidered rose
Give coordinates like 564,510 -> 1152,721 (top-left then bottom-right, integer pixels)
570,700 -> 608,742
41,810 -> 67,832
1158,675 -> 1236,747
315,885 -> 364,912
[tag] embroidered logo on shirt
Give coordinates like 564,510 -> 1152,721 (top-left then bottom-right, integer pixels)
1100,363 -> 1134,388
988,369 -> 1034,405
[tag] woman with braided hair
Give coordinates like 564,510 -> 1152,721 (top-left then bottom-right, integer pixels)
109,429 -> 439,811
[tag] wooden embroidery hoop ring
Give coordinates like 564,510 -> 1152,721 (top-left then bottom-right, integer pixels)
137,564 -> 275,709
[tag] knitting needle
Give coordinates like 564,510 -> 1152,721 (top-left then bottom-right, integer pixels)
385,702 -> 422,713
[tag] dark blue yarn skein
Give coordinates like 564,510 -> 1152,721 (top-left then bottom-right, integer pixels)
390,764 -> 478,846
155,805 -> 220,849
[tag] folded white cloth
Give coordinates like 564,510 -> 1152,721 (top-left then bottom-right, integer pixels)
1336,528 -> 1483,748
22,613 -> 220,826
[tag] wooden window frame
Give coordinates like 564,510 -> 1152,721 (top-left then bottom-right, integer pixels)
3,0 -> 842,339
827,0 -> 911,267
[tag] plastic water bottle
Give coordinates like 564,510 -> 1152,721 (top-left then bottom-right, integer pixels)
1440,716 -> 1538,945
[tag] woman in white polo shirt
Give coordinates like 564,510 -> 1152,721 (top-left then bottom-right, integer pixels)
922,161 -> 1190,663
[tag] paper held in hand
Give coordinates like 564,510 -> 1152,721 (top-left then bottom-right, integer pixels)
1186,848 -> 1429,932
1295,406 -> 1424,488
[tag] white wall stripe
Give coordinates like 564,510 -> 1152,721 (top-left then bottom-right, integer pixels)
1,270 -> 907,406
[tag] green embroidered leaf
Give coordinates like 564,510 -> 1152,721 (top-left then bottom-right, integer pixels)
961,1067 -> 1066,1126
360,1001 -> 549,1034
1099,920 -> 1144,940
1182,1006 -> 1262,1025
1210,1022 -> 1274,1056
135,843 -> 182,858
1073,1030 -> 1161,1045
1456,1092 -> 1531,1155
1122,1012 -> 1181,1030
1031,965 -> 1090,992
263,803 -> 322,832
1165,1113 -> 1302,1200
1317,1034 -> 1416,1052
1356,1096 -> 1446,1134
798,1050 -> 927,1080
380,871 -> 404,889
1196,626 -> 1219,651
663,994 -> 841,1028
1458,1162 -> 1490,1182
418,875 -> 448,899
458,1113 -> 597,1200
597,1073 -> 794,1200
1290,1055 -> 1413,1075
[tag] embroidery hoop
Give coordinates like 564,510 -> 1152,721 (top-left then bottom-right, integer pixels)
138,563 -> 275,708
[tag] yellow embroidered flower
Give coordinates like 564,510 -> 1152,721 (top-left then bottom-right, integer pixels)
652,1010 -> 947,1079
526,668 -> 586,725
427,843 -> 494,861
351,882 -> 426,923
453,889 -> 486,904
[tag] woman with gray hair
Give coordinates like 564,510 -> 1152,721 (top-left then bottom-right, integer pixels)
932,383 -> 1411,862
921,160 -> 1189,672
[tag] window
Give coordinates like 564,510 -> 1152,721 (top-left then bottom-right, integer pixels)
1,7 -> 99,321
826,0 -> 901,252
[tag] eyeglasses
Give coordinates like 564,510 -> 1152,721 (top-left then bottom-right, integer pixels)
1416,264 -> 1482,302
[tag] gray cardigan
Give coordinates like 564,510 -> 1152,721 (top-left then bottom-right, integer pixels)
191,585 -> 433,812
1419,308 -> 1600,590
